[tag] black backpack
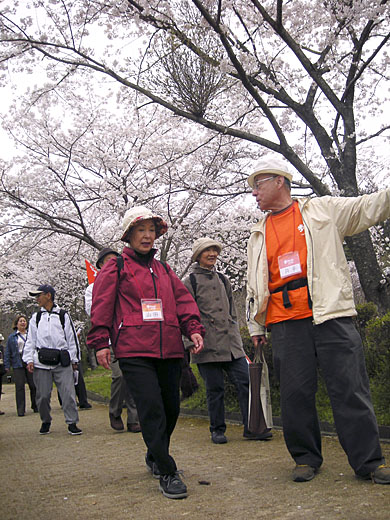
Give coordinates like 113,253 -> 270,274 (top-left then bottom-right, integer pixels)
36,308 -> 66,330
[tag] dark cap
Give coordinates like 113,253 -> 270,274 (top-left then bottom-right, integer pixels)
96,247 -> 119,269
29,284 -> 56,301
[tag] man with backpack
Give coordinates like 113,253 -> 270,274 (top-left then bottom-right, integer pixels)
23,284 -> 82,435
183,237 -> 272,444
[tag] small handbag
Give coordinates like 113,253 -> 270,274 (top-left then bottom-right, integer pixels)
37,347 -> 61,366
59,349 -> 71,367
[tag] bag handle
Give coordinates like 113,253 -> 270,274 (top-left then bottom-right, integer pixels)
253,343 -> 265,364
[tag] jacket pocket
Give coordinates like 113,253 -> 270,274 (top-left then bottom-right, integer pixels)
122,314 -> 144,327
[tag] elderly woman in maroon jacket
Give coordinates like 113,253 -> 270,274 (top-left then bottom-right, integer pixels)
87,206 -> 204,500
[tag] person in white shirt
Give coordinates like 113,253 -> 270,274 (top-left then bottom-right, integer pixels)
23,284 -> 82,436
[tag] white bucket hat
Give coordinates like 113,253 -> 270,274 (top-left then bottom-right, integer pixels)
247,156 -> 293,188
191,237 -> 223,263
0,333 -> 4,342
121,205 -> 168,242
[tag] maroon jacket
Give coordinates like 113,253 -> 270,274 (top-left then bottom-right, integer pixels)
87,247 -> 204,359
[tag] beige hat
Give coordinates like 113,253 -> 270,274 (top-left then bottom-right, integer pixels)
247,156 -> 293,188
121,205 -> 168,242
191,237 -> 223,263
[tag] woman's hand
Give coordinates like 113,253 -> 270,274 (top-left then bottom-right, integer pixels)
96,348 -> 111,370
189,333 -> 203,354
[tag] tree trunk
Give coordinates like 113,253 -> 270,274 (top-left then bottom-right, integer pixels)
345,232 -> 390,314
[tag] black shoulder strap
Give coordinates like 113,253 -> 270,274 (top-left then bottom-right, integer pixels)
159,260 -> 169,274
59,309 -> 66,330
36,309 -> 66,331
217,272 -> 228,293
116,254 -> 124,276
189,273 -> 197,299
36,310 -> 42,328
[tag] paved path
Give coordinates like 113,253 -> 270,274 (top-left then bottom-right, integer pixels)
1,383 -> 389,520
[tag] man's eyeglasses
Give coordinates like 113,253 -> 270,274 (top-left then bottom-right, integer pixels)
252,176 -> 275,190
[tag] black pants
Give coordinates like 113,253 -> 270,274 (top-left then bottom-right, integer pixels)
119,357 -> 182,475
198,357 -> 249,434
13,366 -> 37,415
271,317 -> 384,476
75,364 -> 89,407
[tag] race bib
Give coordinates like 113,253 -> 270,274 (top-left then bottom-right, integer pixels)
141,299 -> 164,321
278,251 -> 302,279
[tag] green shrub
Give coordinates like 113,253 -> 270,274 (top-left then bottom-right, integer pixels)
365,311 -> 390,424
85,314 -> 390,426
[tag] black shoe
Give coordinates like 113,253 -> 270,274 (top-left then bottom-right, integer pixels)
79,403 -> 92,409
127,422 -> 141,433
68,423 -> 83,435
211,431 -> 227,444
159,473 -> 188,499
292,465 -> 317,482
32,408 -> 39,413
109,413 -> 124,431
145,456 -> 161,479
243,430 -> 273,440
18,413 -> 25,417
39,422 -> 51,435
360,464 -> 390,484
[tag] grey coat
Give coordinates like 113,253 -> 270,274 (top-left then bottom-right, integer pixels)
183,265 -> 245,364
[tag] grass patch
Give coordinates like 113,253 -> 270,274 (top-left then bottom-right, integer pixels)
83,362 -> 389,427
84,366 -> 111,400
181,364 -> 207,410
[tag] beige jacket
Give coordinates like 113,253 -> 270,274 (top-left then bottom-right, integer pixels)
246,189 -> 390,336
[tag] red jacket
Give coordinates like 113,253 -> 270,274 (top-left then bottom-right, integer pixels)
87,247 -> 204,359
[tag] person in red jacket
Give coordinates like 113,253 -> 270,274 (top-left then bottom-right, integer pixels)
87,206 -> 204,500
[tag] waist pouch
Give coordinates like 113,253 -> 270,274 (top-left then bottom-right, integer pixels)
59,350 -> 71,367
271,277 -> 311,309
38,347 -> 61,366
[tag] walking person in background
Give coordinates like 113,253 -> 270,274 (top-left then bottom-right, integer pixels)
184,237 -> 272,444
23,284 -> 82,436
74,329 -> 92,410
0,333 -> 6,415
88,206 -> 204,499
85,247 -> 141,433
57,328 -> 92,411
246,156 -> 390,484
4,315 -> 37,416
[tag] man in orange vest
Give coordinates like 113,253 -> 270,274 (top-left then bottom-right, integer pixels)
246,156 -> 390,484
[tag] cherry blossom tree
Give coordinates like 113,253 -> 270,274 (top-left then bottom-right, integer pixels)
1,0 -> 390,310
0,84 -> 259,310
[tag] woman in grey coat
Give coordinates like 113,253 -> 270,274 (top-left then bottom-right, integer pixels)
184,237 -> 272,444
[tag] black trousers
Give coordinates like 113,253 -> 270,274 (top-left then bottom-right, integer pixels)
198,356 -> 249,434
271,317 -> 384,476
119,357 -> 182,475
13,366 -> 37,415
75,364 -> 89,407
